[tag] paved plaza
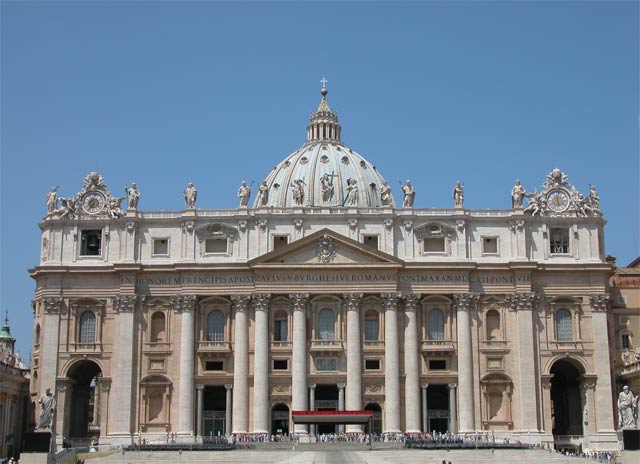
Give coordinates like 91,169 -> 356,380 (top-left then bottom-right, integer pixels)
85,448 -> 626,464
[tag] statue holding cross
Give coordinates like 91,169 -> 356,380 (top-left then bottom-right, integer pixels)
320,171 -> 336,203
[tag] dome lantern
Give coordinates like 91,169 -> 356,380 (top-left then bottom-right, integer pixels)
306,83 -> 341,143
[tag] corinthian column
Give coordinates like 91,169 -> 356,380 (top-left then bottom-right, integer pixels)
252,293 -> 271,433
454,293 -> 478,432
290,293 -> 309,434
507,292 -> 540,433
589,294 -> 615,432
112,295 -> 139,437
173,295 -> 197,436
403,293 -> 422,433
382,292 -> 401,433
344,293 -> 363,433
231,294 -> 251,433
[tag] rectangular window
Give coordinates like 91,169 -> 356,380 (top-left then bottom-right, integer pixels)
315,358 -> 337,372
273,359 -> 288,370
424,237 -> 445,253
482,237 -> 498,255
550,228 -> 570,254
274,319 -> 288,342
152,238 -> 169,256
273,235 -> 288,251
622,334 -> 632,350
428,359 -> 447,370
364,318 -> 379,341
80,230 -> 102,256
365,359 -> 380,370
205,238 -> 227,254
205,361 -> 224,371
363,235 -> 379,250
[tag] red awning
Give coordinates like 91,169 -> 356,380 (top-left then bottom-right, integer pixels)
291,410 -> 374,424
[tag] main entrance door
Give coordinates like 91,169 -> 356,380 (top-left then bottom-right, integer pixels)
427,384 -> 450,433
314,384 -> 339,434
203,386 -> 227,437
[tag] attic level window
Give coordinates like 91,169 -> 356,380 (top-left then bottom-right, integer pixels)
80,230 -> 102,256
550,228 -> 570,254
363,235 -> 378,250
273,235 -> 288,252
424,237 -> 445,254
152,238 -> 169,256
205,238 -> 227,254
482,237 -> 498,255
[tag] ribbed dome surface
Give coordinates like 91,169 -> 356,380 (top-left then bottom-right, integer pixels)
256,141 -> 395,208
254,86 -> 395,208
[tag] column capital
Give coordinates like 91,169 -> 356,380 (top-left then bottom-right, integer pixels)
252,293 -> 271,312
308,383 -> 316,390
579,375 -> 597,391
343,293 -> 363,311
448,382 -> 457,390
113,294 -> 139,313
97,377 -> 112,392
420,383 -> 429,389
195,384 -> 205,391
231,294 -> 252,312
506,292 -> 538,312
402,293 -> 422,311
41,297 -> 63,314
453,293 -> 479,312
289,293 -> 309,312
171,294 -> 197,313
381,292 -> 402,311
589,294 -> 609,312
337,382 -> 346,389
541,374 -> 554,388
225,384 -> 233,391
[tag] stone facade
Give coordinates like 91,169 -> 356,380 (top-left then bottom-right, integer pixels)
29,87 -> 618,450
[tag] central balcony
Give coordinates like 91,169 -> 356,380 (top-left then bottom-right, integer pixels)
310,339 -> 343,352
420,339 -> 456,353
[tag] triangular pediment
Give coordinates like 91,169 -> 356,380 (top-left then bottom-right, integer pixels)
249,228 -> 403,268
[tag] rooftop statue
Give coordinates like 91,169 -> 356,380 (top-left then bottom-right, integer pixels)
125,183 -> 140,210
402,180 -> 415,208
380,181 -> 392,206
46,186 -> 59,214
511,180 -> 526,208
256,181 -> 269,207
184,182 -> 197,209
237,181 -> 251,208
453,181 -> 464,208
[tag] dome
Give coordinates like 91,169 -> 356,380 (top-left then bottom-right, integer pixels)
254,87 -> 395,208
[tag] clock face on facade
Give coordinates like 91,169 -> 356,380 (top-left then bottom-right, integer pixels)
547,189 -> 570,212
82,192 -> 106,215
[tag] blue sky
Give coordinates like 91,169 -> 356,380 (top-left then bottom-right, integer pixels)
1,1 -> 638,360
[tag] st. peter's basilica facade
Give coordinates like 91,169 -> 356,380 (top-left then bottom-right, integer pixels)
30,86 -> 617,450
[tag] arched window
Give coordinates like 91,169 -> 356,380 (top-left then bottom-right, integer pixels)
427,308 -> 445,341
556,309 -> 573,342
207,310 -> 225,341
274,311 -> 288,342
35,324 -> 41,345
150,312 -> 166,342
364,310 -> 379,341
79,311 -> 96,344
486,310 -> 501,340
318,308 -> 335,340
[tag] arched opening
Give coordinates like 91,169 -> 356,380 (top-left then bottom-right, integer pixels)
150,312 -> 166,342
364,310 -> 379,341
67,360 -> 102,440
427,308 -> 444,341
550,359 -> 583,436
486,310 -> 500,340
364,403 -> 382,434
271,403 -> 289,435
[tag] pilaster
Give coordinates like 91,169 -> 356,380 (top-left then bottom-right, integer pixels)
589,294 -> 615,433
